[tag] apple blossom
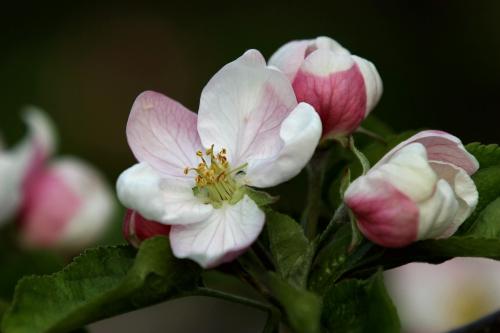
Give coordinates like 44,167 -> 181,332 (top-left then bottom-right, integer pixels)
117,49 -> 322,268
0,108 -> 115,251
344,130 -> 479,247
269,36 -> 383,139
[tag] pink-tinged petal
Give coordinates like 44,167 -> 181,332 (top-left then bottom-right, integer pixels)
373,143 -> 437,203
197,49 -> 298,166
269,40 -> 310,81
345,175 -> 419,248
269,37 -> 349,82
123,209 -> 170,248
170,195 -> 265,268
417,179 -> 460,240
429,161 -> 478,238
127,91 -> 202,178
0,109 -> 56,224
18,167 -> 81,249
48,158 -> 115,251
116,163 -> 213,225
352,56 -> 383,116
375,130 -> 479,175
245,102 -> 322,188
292,49 -> 367,138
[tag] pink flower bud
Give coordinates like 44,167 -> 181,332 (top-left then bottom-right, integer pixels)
123,209 -> 170,247
18,158 -> 114,251
344,131 -> 479,247
269,36 -> 383,139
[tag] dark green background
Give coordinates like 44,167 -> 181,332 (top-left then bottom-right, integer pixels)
0,1 -> 498,332
1,0 -> 498,183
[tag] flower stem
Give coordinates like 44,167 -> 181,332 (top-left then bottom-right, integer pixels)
194,287 -> 281,332
301,149 -> 331,240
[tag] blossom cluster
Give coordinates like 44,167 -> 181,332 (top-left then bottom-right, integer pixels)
117,36 -> 478,268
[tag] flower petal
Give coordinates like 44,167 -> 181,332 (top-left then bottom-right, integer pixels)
245,102 -> 322,188
0,108 -> 57,224
375,130 -> 479,175
197,49 -> 298,166
169,195 -> 265,268
127,91 -> 202,178
352,55 -> 383,116
293,49 -> 367,137
345,174 -> 419,248
417,179 -> 460,240
18,166 -> 80,248
269,40 -> 310,81
49,158 -> 115,250
123,209 -> 171,248
429,161 -> 478,237
373,143 -> 437,203
116,162 -> 213,225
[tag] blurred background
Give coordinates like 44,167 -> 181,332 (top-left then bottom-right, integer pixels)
1,0 -> 500,332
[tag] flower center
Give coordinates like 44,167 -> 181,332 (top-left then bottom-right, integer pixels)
184,145 -> 247,206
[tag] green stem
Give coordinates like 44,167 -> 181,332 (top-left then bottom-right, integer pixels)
193,287 -> 281,333
301,149 -> 331,240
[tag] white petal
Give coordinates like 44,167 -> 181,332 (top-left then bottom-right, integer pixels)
430,161 -> 478,237
300,48 -> 354,76
245,102 -> 322,188
314,36 -> 350,54
170,195 -> 265,268
352,55 -> 383,115
197,49 -> 298,166
269,40 -> 310,81
417,179 -> 460,239
0,152 -> 26,223
372,143 -> 437,202
116,163 -> 213,225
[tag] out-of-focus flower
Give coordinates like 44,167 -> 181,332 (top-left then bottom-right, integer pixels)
0,108 -> 115,251
345,130 -> 479,247
269,36 -> 382,139
117,50 -> 322,268
19,158 -> 114,251
385,258 -> 500,333
122,209 -> 170,248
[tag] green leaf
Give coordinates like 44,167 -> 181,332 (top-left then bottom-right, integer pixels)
321,271 -> 400,333
458,166 -> 500,233
309,224 -> 373,292
351,237 -> 500,277
0,247 -> 63,300
466,142 -> 500,168
246,188 -> 279,207
467,197 -> 500,238
266,211 -> 314,288
265,272 -> 322,333
1,236 -> 200,333
359,115 -> 395,139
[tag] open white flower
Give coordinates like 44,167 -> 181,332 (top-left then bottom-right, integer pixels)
117,50 -> 322,268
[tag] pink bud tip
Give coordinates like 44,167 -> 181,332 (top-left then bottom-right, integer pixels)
123,209 -> 171,247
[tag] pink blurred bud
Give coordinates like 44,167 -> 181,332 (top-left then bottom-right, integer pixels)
123,209 -> 170,247
345,131 -> 479,247
19,158 -> 114,251
269,36 -> 383,139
